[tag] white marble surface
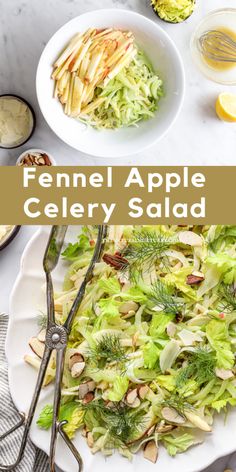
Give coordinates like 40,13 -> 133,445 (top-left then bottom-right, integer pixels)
0,225 -> 236,472
0,0 -> 236,166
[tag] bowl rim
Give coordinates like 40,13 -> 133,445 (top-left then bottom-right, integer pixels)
0,226 -> 21,251
16,148 -> 56,166
0,94 -> 36,149
36,8 -> 185,158
190,8 -> 236,85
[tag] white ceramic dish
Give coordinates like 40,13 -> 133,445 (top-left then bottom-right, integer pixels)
36,9 -> 185,158
6,226 -> 236,472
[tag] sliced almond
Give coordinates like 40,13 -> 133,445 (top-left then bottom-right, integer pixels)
86,432 -> 94,448
69,352 -> 85,370
143,441 -> 158,463
29,337 -> 45,359
83,392 -> 95,404
178,231 -> 203,247
37,329 -> 46,343
78,380 -> 96,399
156,423 -> 175,434
215,368 -> 234,380
186,271 -> 205,286
119,301 -> 139,314
184,411 -> 212,432
161,407 -> 185,425
71,362 -> 85,379
129,398 -> 141,409
138,385 -> 150,400
125,388 -> 138,405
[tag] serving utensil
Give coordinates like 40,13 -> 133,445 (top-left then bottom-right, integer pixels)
0,225 -> 107,471
198,30 -> 236,63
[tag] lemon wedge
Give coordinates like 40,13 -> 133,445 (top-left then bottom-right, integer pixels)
216,93 -> 236,122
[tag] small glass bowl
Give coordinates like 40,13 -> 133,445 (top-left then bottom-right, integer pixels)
0,94 -> 36,149
190,9 -> 236,85
0,226 -> 21,251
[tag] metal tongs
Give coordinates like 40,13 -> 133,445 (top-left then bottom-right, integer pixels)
0,225 -> 106,471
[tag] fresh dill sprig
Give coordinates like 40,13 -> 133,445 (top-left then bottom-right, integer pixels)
122,230 -> 176,278
149,280 -> 184,315
219,284 -> 236,313
88,334 -> 127,368
81,399 -> 145,444
162,394 -> 193,417
37,313 -> 47,329
176,348 -> 216,388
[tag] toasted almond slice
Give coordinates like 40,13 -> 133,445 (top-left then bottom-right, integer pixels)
185,411 -> 212,432
178,231 -> 203,247
126,388 -> 138,406
86,431 -> 94,447
143,441 -> 158,463
29,337 -> 45,359
186,272 -> 205,285
71,361 -> 85,379
215,368 -> 234,380
38,329 -> 46,343
68,352 -> 84,370
83,392 -> 95,404
138,385 -> 150,400
161,407 -> 185,425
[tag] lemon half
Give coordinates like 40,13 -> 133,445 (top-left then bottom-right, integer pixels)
216,93 -> 236,122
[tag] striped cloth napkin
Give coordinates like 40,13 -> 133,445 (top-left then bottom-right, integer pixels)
0,312 -> 235,472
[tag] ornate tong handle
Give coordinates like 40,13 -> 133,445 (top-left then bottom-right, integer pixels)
0,225 -> 106,471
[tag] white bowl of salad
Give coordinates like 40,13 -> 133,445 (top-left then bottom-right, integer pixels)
36,9 -> 185,158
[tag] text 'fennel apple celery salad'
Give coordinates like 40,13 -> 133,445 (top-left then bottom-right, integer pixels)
25,226 -> 236,464
52,29 -> 163,129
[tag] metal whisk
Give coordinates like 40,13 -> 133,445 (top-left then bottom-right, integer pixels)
198,30 -> 236,63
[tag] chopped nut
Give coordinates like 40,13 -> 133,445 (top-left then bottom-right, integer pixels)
125,388 -> 138,405
137,385 -> 150,400
156,423 -> 175,433
215,368 -> 234,380
29,337 -> 45,359
143,441 -> 158,463
103,253 -> 128,270
37,329 -> 46,343
161,407 -> 185,425
86,432 -> 94,447
71,362 -> 85,378
69,352 -> 85,370
78,380 -> 96,399
146,425 -> 156,436
18,152 -> 52,167
179,231 -> 203,247
83,392 -> 95,404
186,271 -> 205,285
